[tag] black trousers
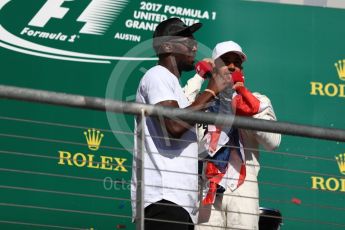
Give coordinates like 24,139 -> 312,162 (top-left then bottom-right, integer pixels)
144,199 -> 194,230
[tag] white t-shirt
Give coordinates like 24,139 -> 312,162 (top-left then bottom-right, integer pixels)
131,65 -> 199,223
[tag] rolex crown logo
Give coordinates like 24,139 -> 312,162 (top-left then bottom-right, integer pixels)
84,129 -> 104,151
335,153 -> 345,175
334,59 -> 345,81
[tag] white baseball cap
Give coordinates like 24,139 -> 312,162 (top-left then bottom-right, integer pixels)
212,41 -> 247,62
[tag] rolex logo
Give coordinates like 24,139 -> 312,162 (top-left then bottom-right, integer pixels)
310,153 -> 345,192
335,59 -> 345,81
84,128 -> 104,151
335,153 -> 345,175
58,128 -> 128,172
310,59 -> 345,97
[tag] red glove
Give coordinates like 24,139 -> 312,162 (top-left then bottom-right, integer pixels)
195,61 -> 213,79
231,71 -> 245,83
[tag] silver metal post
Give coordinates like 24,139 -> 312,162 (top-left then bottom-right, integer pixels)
136,109 -> 145,230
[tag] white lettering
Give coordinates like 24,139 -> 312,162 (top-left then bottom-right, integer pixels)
164,5 -> 209,19
20,27 -> 70,42
133,11 -> 167,22
125,19 -> 158,31
114,32 -> 141,42
140,1 -> 162,12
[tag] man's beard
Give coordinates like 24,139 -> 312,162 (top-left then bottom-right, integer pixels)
179,61 -> 195,72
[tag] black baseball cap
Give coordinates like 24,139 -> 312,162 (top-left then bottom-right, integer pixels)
153,18 -> 202,53
153,17 -> 202,38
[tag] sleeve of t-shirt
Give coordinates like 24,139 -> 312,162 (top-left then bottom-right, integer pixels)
143,71 -> 178,105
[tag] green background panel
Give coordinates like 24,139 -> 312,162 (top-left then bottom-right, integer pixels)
1,0 -> 345,229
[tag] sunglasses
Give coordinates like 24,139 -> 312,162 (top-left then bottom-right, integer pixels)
170,38 -> 198,50
221,57 -> 243,70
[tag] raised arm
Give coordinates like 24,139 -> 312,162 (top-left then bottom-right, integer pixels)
159,72 -> 231,138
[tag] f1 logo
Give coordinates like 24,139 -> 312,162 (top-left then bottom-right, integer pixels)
28,0 -> 70,27
27,0 -> 128,35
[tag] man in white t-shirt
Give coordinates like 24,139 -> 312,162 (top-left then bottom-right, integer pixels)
131,18 -> 232,230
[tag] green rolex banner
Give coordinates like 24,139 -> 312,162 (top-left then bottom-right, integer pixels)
0,0 -> 345,229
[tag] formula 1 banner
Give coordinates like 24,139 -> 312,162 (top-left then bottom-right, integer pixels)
0,0 -> 345,229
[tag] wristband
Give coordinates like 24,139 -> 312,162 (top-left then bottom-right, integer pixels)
204,89 -> 217,98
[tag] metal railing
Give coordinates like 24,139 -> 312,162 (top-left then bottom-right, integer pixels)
1,85 -> 345,142
1,84 -> 345,229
